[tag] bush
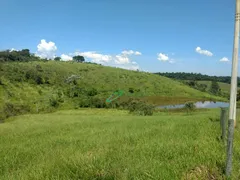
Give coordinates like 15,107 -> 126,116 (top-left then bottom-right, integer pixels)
87,88 -> 98,96
49,97 -> 60,108
3,102 -> 31,119
78,96 -> 106,108
36,64 -> 43,72
90,97 -> 107,108
0,78 -> 3,85
35,75 -> 44,84
129,88 -> 134,93
79,97 -> 91,108
184,102 -> 196,111
127,99 -> 154,116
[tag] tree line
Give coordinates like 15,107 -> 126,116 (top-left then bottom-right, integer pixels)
155,72 -> 240,86
0,49 -> 85,63
155,72 -> 240,100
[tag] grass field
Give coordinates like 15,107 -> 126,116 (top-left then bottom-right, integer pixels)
1,108 -> 240,179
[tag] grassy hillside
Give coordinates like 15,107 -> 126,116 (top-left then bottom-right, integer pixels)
0,61 -> 224,120
1,108 -> 240,179
196,80 -> 240,94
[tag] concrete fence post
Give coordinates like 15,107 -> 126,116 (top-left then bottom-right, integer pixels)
220,107 -> 228,142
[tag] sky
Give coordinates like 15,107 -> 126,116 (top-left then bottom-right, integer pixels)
0,0 -> 238,76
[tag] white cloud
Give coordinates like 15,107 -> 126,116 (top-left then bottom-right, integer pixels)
61,54 -> 73,61
71,49 -> 142,71
10,48 -> 18,52
135,51 -> 142,55
36,39 -> 57,59
121,50 -> 142,56
157,53 -> 169,61
126,65 -> 140,71
75,51 -> 112,63
116,64 -> 140,71
220,57 -> 229,62
74,49 -> 142,66
169,60 -> 175,64
121,50 -> 134,55
157,52 -> 176,63
115,54 -> 130,64
195,46 -> 213,56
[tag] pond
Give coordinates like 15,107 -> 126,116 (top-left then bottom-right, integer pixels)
158,101 -> 229,109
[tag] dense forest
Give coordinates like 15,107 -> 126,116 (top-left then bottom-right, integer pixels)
155,72 -> 240,86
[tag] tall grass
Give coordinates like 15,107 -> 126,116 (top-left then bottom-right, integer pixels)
1,108 -> 240,179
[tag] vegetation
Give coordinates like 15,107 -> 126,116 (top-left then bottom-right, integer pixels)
155,72 -> 234,98
0,49 -> 236,179
210,81 -> 221,95
0,49 -> 40,62
0,49 -> 85,63
184,101 -> 196,112
156,72 -> 240,86
0,56 -> 224,121
73,55 -> 85,63
127,98 -> 155,116
1,108 -> 240,179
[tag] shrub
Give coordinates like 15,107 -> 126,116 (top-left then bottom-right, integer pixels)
38,89 -> 43,95
3,102 -> 31,119
35,75 -> 44,84
49,97 -> 60,108
0,78 -> 3,85
78,97 -> 91,108
87,88 -> 98,96
78,96 -> 106,108
184,102 -> 196,111
127,99 -> 154,116
90,97 -> 107,108
36,64 -> 43,72
129,88 -> 134,93
106,100 -> 120,109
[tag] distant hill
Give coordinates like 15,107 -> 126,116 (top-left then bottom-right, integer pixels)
155,72 -> 240,86
184,80 -> 240,94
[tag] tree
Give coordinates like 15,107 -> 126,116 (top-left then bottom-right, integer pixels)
19,49 -> 30,57
198,84 -> 207,92
54,57 -> 61,61
187,80 -> 197,88
73,55 -> 85,63
0,49 -> 43,62
210,81 -> 221,95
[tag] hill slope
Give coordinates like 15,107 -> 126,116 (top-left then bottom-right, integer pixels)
0,61 -> 223,118
196,80 -> 240,94
156,72 -> 240,86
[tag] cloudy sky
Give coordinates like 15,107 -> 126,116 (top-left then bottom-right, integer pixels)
0,0 -> 237,75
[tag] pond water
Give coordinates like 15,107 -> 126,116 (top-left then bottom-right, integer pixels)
158,101 -> 229,109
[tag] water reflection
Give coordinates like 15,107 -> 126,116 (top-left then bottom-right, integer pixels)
158,101 -> 229,109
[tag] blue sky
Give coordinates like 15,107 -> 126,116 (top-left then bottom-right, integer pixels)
0,0 -> 237,75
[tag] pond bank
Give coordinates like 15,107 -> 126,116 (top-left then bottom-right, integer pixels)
157,101 -> 229,109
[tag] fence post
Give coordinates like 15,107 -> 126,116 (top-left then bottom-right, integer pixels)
220,107 -> 228,142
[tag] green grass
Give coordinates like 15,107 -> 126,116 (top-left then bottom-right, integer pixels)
1,108 -> 240,179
